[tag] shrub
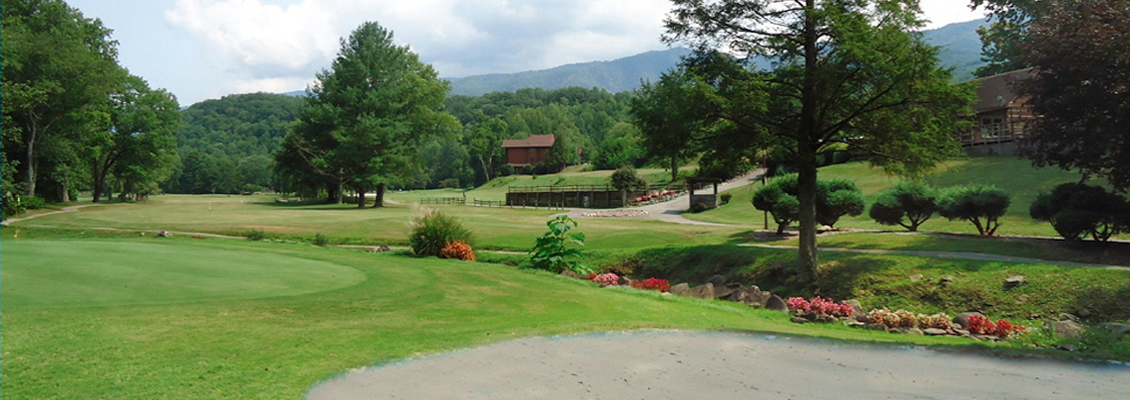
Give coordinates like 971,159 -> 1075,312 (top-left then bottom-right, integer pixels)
867,309 -> 957,331
313,233 -> 329,247
609,166 -> 647,192
244,229 -> 266,241
751,175 -> 863,232
869,182 -> 938,231
589,272 -> 620,286
630,278 -> 671,292
719,192 -> 732,205
938,184 -> 1011,236
1030,182 -> 1128,241
439,178 -> 460,188
529,215 -> 591,275
496,164 -> 514,177
409,208 -> 473,257
787,296 -> 853,317
439,240 -> 476,261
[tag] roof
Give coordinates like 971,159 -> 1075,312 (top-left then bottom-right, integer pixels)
501,134 -> 555,148
970,68 -> 1034,112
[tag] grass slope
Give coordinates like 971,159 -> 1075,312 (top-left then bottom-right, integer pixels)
390,167 -> 680,203
1,238 -> 975,399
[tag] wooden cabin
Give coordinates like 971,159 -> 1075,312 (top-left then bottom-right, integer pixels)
502,134 -> 555,173
957,68 -> 1036,155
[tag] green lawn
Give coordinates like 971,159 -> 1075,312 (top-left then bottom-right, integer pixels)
2,237 -> 982,399
389,167 -> 678,203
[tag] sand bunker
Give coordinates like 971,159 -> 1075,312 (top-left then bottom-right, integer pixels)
307,330 -> 1128,399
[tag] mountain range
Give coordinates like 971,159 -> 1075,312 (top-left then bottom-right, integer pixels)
443,19 -> 987,97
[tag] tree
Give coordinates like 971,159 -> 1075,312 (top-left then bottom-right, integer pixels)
1013,0 -> 1129,192
631,68 -> 705,182
938,184 -> 1011,236
752,174 -> 864,233
2,0 -> 123,199
869,182 -> 939,231
664,0 -> 973,283
1030,182 -> 1129,241
464,114 -> 506,184
89,74 -> 180,202
277,21 -> 457,207
969,0 -> 1045,77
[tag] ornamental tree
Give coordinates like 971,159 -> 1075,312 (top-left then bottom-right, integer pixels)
869,182 -> 939,231
662,0 -> 974,284
1030,182 -> 1129,241
938,184 -> 1011,236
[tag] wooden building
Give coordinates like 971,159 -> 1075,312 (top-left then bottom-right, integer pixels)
502,134 -> 555,173
957,68 -> 1035,155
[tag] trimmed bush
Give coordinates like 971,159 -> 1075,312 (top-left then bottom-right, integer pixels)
609,166 -> 647,192
439,240 -> 476,261
409,208 -> 473,257
496,164 -> 514,177
751,174 -> 864,233
869,182 -> 938,231
938,184 -> 1011,236
1030,182 -> 1128,241
719,192 -> 732,205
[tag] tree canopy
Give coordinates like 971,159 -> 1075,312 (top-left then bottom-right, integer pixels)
276,21 -> 457,206
662,0 -> 974,284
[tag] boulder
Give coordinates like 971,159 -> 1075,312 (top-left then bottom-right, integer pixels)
902,327 -> 924,335
740,287 -> 771,308
790,316 -> 810,324
713,283 -> 736,299
618,276 -> 632,286
815,314 -> 837,323
952,312 -> 986,330
1004,275 -> 1025,289
923,328 -> 948,336
844,299 -> 865,318
843,320 -> 865,328
706,274 -> 726,287
1046,320 -> 1086,339
1098,323 -> 1130,338
864,323 -> 887,331
670,283 -> 690,297
688,283 -> 715,299
1057,313 -> 1078,322
765,294 -> 788,312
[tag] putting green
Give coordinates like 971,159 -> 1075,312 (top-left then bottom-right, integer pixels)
1,240 -> 365,308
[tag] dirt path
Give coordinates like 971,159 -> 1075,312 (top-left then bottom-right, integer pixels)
1,204 -> 102,226
306,330 -> 1130,400
739,243 -> 1130,270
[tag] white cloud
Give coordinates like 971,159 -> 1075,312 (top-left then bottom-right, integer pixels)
232,76 -> 315,94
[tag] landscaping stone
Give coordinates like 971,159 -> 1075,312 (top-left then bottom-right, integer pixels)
1004,275 -> 1025,289
671,283 -> 690,297
765,294 -> 788,312
923,328 -> 948,336
790,316 -> 810,324
909,274 -> 924,282
688,283 -> 715,299
713,284 -> 736,299
739,287 -> 771,308
560,269 -> 579,279
1098,323 -> 1130,338
1078,309 -> 1092,319
972,334 -> 999,341
864,323 -> 887,331
855,315 -> 870,323
1057,313 -> 1078,322
939,275 -> 956,287
618,276 -> 632,286
953,312 -> 985,330
844,299 -> 864,318
903,327 -> 924,335
706,275 -> 726,287
1046,320 -> 1086,339
815,314 -> 837,323
1057,344 -> 1078,352
843,320 -> 865,328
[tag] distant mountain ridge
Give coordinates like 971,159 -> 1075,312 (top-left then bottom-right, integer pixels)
444,19 -> 986,97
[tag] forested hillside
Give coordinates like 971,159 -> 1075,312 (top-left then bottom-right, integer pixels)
164,93 -> 303,194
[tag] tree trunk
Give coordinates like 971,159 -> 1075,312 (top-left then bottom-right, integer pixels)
356,186 -> 366,208
334,179 -> 344,204
373,183 -> 386,208
24,125 -> 38,198
61,178 -> 70,202
795,0 -> 820,286
670,154 -> 679,182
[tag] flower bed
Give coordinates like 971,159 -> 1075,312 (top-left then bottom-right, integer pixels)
786,297 -> 1026,341
630,278 -> 671,292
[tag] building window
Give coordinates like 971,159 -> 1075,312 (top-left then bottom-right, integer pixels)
981,117 -> 1003,139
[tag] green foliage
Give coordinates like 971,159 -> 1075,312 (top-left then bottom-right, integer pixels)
1030,183 -> 1129,241
869,182 -> 939,231
496,164 -> 514,177
609,166 -> 647,192
313,233 -> 329,247
529,215 -> 591,275
752,175 -> 864,233
719,192 -> 732,205
938,184 -> 1011,236
409,208 -> 474,257
244,229 -> 266,241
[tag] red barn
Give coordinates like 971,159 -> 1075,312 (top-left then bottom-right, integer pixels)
502,134 -> 555,172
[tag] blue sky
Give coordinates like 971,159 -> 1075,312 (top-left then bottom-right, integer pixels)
67,0 -> 985,107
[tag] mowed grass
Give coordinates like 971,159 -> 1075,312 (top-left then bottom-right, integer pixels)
389,167 -> 679,203
1,237 -> 975,400
686,156 -> 1116,238
10,194 -> 745,251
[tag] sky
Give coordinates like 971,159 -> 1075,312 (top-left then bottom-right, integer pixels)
66,0 -> 987,107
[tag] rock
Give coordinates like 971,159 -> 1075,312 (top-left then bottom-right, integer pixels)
972,334 -> 1000,341
765,294 -> 788,312
923,328 -> 948,336
939,275 -> 956,287
559,269 -> 579,279
1078,309 -> 1092,319
1046,320 -> 1086,339
670,283 -> 690,297
902,327 -> 924,335
954,329 -> 970,337
688,283 -> 715,299
1098,323 -> 1130,338
368,245 -> 391,253
618,276 -> 632,286
739,287 -> 771,308
909,274 -> 924,282
156,230 -> 171,238
790,316 -> 810,324
1004,275 -> 1025,289
713,284 -> 735,299
1056,344 -> 1078,352
855,314 -> 870,323
1057,313 -> 1078,322
864,323 -> 887,331
843,320 -> 865,328
844,299 -> 865,318
953,312 -> 985,330
706,274 -> 726,287
815,314 -> 837,323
